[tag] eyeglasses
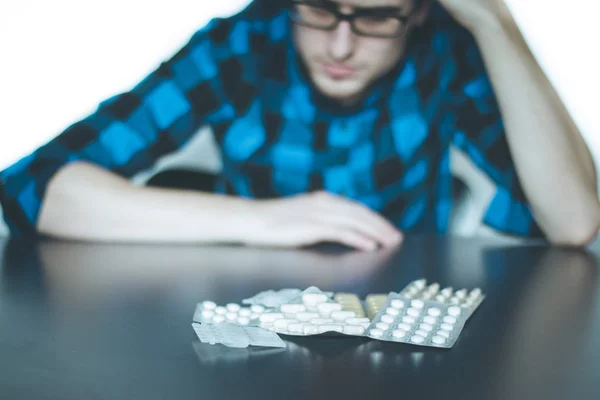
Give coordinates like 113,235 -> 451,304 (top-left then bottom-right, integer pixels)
289,0 -> 413,38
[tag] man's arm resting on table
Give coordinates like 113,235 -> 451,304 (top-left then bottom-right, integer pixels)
469,11 -> 600,247
36,162 -> 401,250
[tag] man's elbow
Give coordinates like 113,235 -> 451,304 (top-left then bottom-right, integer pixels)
548,210 -> 600,248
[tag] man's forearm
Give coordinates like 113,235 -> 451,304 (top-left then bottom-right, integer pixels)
471,21 -> 600,246
38,162 -> 255,243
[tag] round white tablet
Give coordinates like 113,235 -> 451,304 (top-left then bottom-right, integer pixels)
443,316 -> 457,324
392,329 -> 406,339
423,316 -> 437,325
376,322 -> 390,331
407,308 -> 421,317
202,301 -> 217,310
427,307 -> 441,317
381,315 -> 395,324
432,335 -> 446,345
402,316 -> 416,324
448,306 -> 461,317
411,335 -> 425,344
386,307 -> 399,316
370,328 -> 384,337
391,299 -> 405,309
411,299 -> 425,309
226,303 -> 241,312
250,305 -> 265,314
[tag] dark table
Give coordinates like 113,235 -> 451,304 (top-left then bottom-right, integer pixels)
1,236 -> 599,400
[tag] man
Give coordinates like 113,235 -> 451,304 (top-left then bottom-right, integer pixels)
0,0 -> 598,249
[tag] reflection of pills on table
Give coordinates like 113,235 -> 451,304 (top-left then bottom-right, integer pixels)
402,316 -> 416,324
411,299 -> 425,309
437,330 -> 451,338
381,315 -> 395,324
376,322 -> 390,331
215,307 -> 227,315
202,301 -> 217,310
411,335 -> 425,344
419,323 -> 433,332
392,329 -> 406,339
407,308 -> 420,317
443,316 -> 457,324
386,307 -> 399,316
398,323 -> 412,331
370,328 -> 384,337
432,335 -> 446,345
427,307 -> 441,317
441,323 -> 453,331
423,316 -> 437,325
391,299 -> 405,309
448,306 -> 461,316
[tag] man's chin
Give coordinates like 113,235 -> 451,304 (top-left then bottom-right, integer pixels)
313,77 -> 365,103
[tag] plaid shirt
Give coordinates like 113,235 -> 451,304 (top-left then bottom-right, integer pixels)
0,1 -> 543,238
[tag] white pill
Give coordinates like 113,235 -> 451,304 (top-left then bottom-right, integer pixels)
281,304 -> 306,314
212,315 -> 225,324
427,307 -> 441,317
423,316 -> 437,325
411,335 -> 425,344
344,325 -> 366,335
450,297 -> 461,305
237,317 -> 250,325
419,323 -> 433,332
441,323 -> 454,331
302,293 -> 328,306
436,330 -> 451,338
443,316 -> 457,324
288,323 -> 305,334
238,308 -> 251,317
421,292 -> 433,300
303,324 -> 319,335
469,288 -> 482,298
432,335 -> 446,345
381,314 -> 395,324
370,328 -> 384,337
426,283 -> 440,294
411,299 -> 425,309
318,324 -> 344,333
273,319 -> 293,329
386,307 -> 399,316
215,306 -> 227,315
448,306 -> 462,316
346,317 -> 370,325
296,312 -> 320,322
202,301 -> 217,310
406,287 -> 419,296
376,322 -> 390,331
226,303 -> 241,312
407,308 -> 421,317
259,313 -> 284,323
201,310 -> 214,320
391,299 -> 405,309
398,323 -> 412,331
359,322 -> 371,329
250,305 -> 265,314
415,329 -> 429,337
310,318 -> 335,324
402,315 -> 416,324
414,279 -> 426,289
226,312 -> 238,321
392,329 -> 406,339
435,295 -> 447,303
250,313 -> 260,320
403,292 -> 415,299
331,311 -> 356,321
317,303 -> 342,315
441,287 -> 453,297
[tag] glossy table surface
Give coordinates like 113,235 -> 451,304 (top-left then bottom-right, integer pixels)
1,236 -> 599,400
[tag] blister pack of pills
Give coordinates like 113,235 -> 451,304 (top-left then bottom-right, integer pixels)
256,287 -> 371,337
193,301 -> 268,326
365,280 -> 485,348
191,323 -> 286,348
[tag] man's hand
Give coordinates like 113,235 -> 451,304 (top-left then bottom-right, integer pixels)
436,0 -> 513,32
243,191 -> 403,251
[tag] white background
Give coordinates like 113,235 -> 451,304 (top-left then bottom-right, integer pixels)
0,0 -> 599,171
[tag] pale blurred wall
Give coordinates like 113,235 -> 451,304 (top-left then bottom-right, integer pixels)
0,0 -> 599,237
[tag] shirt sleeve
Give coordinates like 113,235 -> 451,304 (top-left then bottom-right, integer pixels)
436,15 -> 544,238
0,1 -> 279,237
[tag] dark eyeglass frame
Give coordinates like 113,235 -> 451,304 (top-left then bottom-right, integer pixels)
289,0 -> 414,38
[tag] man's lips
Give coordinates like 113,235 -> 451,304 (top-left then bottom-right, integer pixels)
323,63 -> 356,79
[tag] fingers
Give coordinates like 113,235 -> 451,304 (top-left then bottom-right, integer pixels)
311,192 -> 403,247
311,225 -> 379,252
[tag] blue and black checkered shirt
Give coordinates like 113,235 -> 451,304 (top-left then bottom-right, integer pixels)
0,1 -> 543,238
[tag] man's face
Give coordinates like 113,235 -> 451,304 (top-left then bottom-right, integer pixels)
292,0 -> 429,105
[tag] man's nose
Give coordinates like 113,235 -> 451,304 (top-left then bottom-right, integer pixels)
328,21 -> 355,61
